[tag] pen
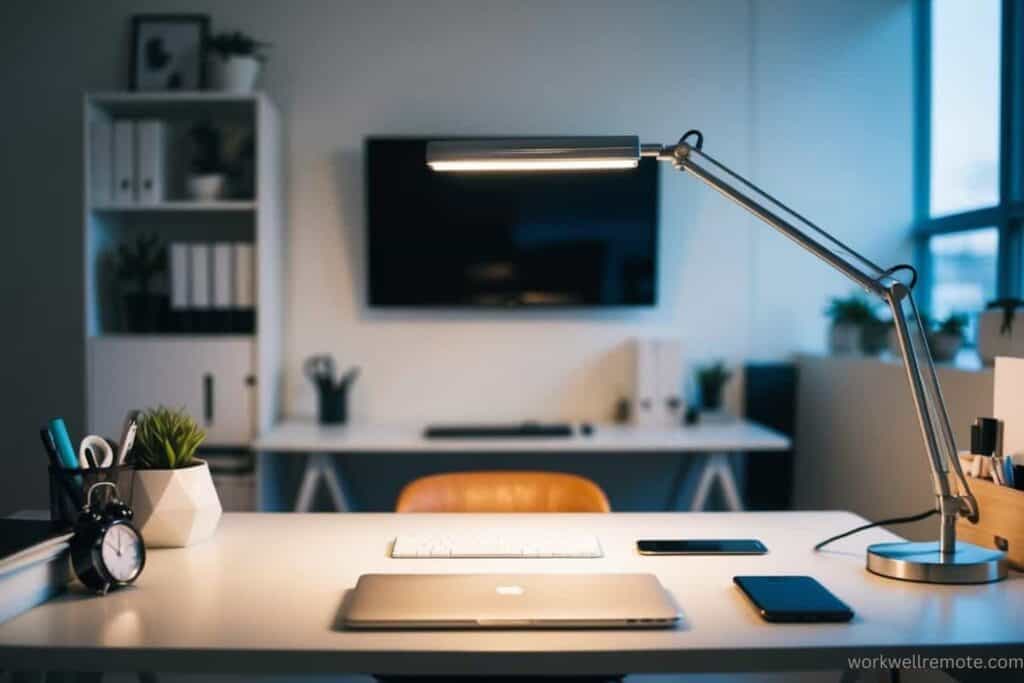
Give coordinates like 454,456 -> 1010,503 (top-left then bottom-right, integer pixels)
38,427 -> 59,467
40,425 -> 84,508
115,411 -> 140,465
47,418 -> 80,470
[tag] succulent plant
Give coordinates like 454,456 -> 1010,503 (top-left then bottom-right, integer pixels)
135,406 -> 206,470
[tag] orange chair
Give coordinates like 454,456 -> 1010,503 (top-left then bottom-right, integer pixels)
395,470 -> 611,513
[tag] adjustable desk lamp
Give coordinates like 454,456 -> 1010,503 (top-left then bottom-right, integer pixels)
426,133 -> 1007,584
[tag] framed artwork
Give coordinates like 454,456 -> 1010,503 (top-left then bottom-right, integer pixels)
131,14 -> 210,91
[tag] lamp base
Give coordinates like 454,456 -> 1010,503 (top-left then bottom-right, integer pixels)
866,541 -> 1007,584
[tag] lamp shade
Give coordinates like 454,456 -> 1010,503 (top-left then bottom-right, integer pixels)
426,136 -> 640,171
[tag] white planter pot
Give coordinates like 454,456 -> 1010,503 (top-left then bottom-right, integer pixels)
131,460 -> 222,548
978,308 -> 1024,366
829,323 -> 861,355
211,56 -> 262,93
929,331 -> 962,363
187,174 -> 226,201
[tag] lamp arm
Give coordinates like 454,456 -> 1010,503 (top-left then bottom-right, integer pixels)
655,140 -> 978,551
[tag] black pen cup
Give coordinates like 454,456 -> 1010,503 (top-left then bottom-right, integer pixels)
48,464 -> 135,526
317,384 -> 349,425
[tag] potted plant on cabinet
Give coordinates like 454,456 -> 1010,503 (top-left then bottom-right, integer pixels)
115,234 -> 167,333
978,299 -> 1024,366
930,313 -> 967,363
132,406 -> 222,548
187,121 -> 226,200
208,31 -> 270,92
825,293 -> 877,354
695,361 -> 732,421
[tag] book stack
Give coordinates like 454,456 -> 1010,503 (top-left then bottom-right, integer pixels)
0,518 -> 74,624
169,242 -> 256,333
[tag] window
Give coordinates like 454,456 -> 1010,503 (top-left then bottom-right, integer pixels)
916,0 -> 1023,332
928,0 -> 1001,216
928,228 -> 998,339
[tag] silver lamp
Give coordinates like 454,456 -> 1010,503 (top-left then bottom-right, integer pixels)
427,133 -> 1007,584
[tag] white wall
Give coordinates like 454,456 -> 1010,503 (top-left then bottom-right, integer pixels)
0,0 -> 914,513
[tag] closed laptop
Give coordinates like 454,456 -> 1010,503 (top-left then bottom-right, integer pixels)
343,573 -> 680,629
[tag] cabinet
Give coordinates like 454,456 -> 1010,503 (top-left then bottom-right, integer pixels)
88,337 -> 255,445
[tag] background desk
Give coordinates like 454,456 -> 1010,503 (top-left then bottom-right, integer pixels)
254,420 -> 791,512
0,512 -> 1020,677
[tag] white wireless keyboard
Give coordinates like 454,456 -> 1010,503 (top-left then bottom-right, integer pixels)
391,532 -> 603,558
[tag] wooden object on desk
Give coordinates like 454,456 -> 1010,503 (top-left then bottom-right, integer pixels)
395,471 -> 611,513
957,476 -> 1024,571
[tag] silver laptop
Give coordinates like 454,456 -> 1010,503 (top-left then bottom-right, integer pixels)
343,573 -> 680,629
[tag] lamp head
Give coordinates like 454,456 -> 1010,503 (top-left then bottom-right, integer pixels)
426,136 -> 642,172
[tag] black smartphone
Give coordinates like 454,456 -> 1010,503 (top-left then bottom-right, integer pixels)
637,539 -> 767,555
733,576 -> 854,623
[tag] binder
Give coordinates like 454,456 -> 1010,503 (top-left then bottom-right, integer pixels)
632,337 -> 659,427
112,120 -> 135,204
654,338 -> 684,427
233,243 -> 255,309
212,243 -> 233,309
190,244 -> 211,309
136,120 -> 166,204
89,120 -> 113,204
170,243 -> 190,310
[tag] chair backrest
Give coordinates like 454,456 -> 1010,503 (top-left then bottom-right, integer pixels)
395,470 -> 611,513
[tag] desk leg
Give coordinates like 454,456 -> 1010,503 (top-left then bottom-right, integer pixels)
688,452 -> 745,512
294,453 -> 353,512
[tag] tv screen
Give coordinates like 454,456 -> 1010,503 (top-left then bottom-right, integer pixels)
366,138 -> 658,307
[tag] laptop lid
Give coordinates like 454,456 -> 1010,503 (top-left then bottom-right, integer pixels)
343,573 -> 680,629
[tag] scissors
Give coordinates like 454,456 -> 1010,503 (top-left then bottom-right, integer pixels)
78,435 -> 115,469
304,354 -> 337,388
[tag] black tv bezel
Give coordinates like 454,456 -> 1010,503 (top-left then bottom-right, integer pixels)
364,135 -> 660,309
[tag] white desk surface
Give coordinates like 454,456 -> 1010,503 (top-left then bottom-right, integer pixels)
0,512 -> 1020,675
254,419 -> 791,454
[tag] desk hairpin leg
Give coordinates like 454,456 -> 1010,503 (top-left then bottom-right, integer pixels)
671,452 -> 746,512
294,453 -> 352,512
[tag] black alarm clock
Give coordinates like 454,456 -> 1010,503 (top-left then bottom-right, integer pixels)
70,482 -> 146,595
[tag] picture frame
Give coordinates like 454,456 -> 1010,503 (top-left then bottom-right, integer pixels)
131,14 -> 210,91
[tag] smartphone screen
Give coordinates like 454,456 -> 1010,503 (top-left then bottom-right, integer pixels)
636,539 -> 767,555
733,575 -> 854,623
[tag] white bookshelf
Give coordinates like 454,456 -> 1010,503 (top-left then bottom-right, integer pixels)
82,92 -> 284,501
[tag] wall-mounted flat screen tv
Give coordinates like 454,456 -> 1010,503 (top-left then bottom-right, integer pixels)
366,137 -> 658,307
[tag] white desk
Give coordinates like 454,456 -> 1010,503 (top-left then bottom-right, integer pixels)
0,512 -> 1020,676
255,420 -> 791,512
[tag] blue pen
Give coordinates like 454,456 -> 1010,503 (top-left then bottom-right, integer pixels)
47,418 -> 79,470
1005,455 -> 1015,488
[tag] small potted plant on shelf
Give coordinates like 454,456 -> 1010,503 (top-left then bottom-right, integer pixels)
930,313 -> 967,363
825,293 -> 877,354
187,121 -> 226,200
115,234 -> 167,333
208,30 -> 270,93
978,298 -> 1024,366
695,361 -> 732,421
131,406 -> 222,548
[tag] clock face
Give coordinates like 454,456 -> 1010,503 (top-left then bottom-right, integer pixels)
100,523 -> 144,583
